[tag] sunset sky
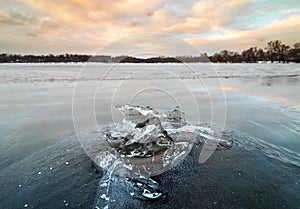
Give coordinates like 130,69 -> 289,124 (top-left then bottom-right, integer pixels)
1,0 -> 300,55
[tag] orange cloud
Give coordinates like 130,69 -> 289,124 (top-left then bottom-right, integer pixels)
1,0 -> 299,54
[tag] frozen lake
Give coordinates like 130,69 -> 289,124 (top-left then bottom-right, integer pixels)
0,63 -> 299,208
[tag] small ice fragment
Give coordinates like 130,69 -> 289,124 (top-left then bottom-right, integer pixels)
214,201 -> 218,205
100,182 -> 108,187
65,162 -> 69,165
130,192 -> 134,196
18,184 -> 22,187
38,171 -> 42,175
63,200 -> 66,203
49,167 -> 53,170
100,194 -> 109,201
24,204 -> 28,208
65,203 -> 69,206
142,190 -> 162,199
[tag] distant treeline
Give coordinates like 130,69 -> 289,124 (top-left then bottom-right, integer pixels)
1,40 -> 299,63
210,40 -> 300,63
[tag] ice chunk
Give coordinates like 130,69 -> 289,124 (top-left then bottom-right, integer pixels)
94,104 -> 232,178
116,104 -> 161,124
105,116 -> 173,158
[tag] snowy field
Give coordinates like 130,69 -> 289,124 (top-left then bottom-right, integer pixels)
0,63 -> 299,208
1,62 -> 300,82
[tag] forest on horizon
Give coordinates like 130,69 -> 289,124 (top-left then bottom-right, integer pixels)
1,40 -> 299,63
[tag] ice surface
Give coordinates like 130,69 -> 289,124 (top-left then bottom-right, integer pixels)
1,63 -> 300,83
1,63 -> 300,208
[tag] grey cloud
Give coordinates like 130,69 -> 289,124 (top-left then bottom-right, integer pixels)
0,10 -> 39,25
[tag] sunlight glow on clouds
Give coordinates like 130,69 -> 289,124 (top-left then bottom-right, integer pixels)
0,0 -> 299,55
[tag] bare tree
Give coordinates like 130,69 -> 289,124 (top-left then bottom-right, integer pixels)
266,40 -> 282,62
